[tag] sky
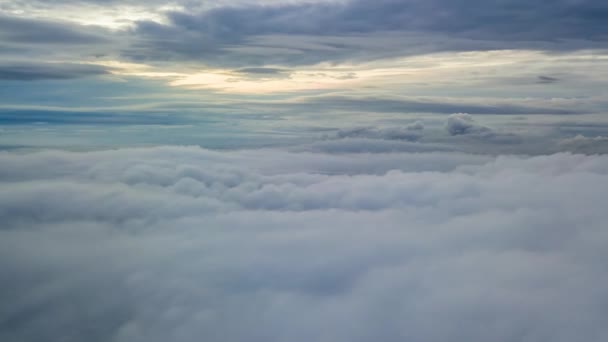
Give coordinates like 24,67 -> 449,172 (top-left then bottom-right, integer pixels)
1,0 -> 608,151
1,1 -> 608,341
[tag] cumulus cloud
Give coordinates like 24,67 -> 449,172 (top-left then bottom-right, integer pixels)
1,146 -> 608,342
446,113 -> 492,136
443,113 -> 524,147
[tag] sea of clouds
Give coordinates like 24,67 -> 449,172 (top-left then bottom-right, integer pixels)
2,145 -> 608,342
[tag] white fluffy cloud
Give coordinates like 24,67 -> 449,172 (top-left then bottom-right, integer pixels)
1,146 -> 608,342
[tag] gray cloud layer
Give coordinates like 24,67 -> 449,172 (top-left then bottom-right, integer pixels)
3,0 -> 608,69
0,62 -> 109,80
126,0 -> 608,66
1,146 -> 608,341
289,96 -> 586,115
154,0 -> 608,42
0,15 -> 108,45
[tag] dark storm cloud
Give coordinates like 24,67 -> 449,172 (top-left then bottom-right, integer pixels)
0,62 -> 109,80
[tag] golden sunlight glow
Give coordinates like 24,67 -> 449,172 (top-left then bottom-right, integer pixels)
163,50 -> 551,94
1,4 -> 178,29
98,49 -> 608,95
170,70 -> 363,94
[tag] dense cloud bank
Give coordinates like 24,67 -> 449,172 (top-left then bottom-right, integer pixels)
1,146 -> 608,342
125,0 -> 608,66
4,0 -> 608,69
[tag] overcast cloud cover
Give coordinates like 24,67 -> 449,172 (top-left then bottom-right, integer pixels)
2,0 -> 608,341
2,147 -> 608,342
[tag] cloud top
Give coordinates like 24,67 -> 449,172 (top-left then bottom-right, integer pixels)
1,146 -> 608,341
446,113 -> 491,135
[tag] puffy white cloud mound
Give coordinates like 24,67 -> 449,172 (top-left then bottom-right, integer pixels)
1,146 -> 608,342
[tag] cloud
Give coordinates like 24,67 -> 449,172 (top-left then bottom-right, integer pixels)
298,138 -> 455,154
3,1 -> 608,71
0,15 -> 109,44
336,121 -> 424,141
236,67 -> 289,75
0,15 -> 115,74
559,134 -> 608,154
446,113 -> 491,136
231,67 -> 292,79
1,146 -> 608,341
0,62 -> 109,81
537,75 -> 560,84
289,96 -> 585,115
444,113 -> 523,147
0,109 -> 184,125
121,0 -> 608,66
